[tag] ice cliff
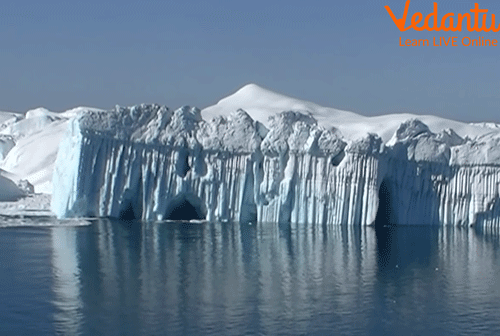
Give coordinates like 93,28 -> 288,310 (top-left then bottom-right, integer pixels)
52,103 -> 500,227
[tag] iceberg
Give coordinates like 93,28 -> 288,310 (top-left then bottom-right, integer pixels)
0,107 -> 104,194
51,85 -> 500,227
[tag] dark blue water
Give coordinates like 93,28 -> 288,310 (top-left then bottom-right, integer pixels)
1,219 -> 500,335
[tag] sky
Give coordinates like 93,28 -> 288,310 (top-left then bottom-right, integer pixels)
0,0 -> 499,123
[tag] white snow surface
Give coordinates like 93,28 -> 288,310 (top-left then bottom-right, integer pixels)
0,106 -> 104,193
50,85 -> 500,226
203,84 -> 496,142
0,110 -> 21,124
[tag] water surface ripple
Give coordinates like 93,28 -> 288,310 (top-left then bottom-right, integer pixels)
0,220 -> 499,335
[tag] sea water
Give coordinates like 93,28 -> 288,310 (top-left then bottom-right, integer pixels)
0,218 -> 499,335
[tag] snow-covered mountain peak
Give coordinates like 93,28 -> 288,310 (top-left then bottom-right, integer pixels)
202,83 -> 348,130
219,83 -> 317,111
203,83 -> 500,145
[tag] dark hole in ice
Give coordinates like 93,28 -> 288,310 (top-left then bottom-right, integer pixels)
119,202 -> 137,221
375,179 -> 394,228
331,151 -> 345,166
374,179 -> 396,268
178,154 -> 191,178
165,198 -> 205,221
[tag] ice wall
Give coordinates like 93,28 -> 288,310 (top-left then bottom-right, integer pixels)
380,120 -> 500,226
52,105 -> 500,227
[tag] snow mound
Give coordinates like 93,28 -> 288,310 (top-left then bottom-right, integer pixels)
0,106 -> 105,193
25,107 -> 56,119
1,107 -> 63,139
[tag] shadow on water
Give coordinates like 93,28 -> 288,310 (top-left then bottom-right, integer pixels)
375,179 -> 395,228
278,221 -> 296,261
373,178 -> 437,272
374,179 -> 397,270
372,225 -> 437,274
239,221 -> 259,264
112,218 -> 143,252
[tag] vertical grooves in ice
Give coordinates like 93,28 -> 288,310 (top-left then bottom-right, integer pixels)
52,106 -> 500,227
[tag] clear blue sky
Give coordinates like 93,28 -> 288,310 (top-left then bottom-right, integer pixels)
1,0 -> 499,122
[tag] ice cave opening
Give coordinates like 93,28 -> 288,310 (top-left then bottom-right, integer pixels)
165,195 -> 206,221
374,179 -> 395,228
119,202 -> 138,221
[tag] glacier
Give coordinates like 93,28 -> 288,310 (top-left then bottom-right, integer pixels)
51,97 -> 500,227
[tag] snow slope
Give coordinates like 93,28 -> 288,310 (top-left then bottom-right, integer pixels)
0,110 -> 21,124
203,84 -> 497,142
0,107 -> 104,193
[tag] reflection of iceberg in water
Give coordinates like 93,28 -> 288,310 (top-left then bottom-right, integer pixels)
84,220 -> 379,335
51,227 -> 82,335
95,220 -> 120,312
58,219 -> 500,335
252,224 -> 379,334
438,226 -> 500,311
